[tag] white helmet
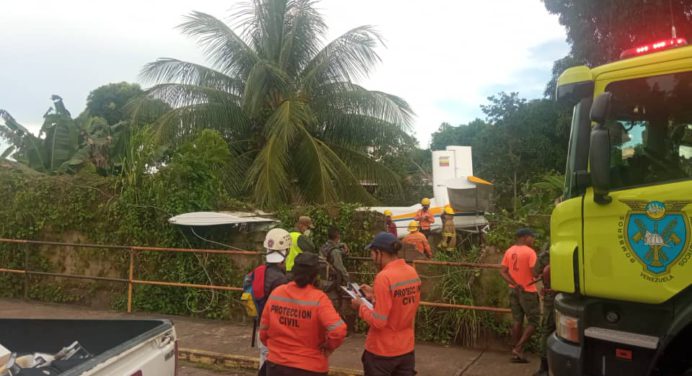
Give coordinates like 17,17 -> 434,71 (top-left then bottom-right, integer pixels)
264,228 -> 291,263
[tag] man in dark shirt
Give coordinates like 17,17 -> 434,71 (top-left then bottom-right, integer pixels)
319,227 -> 351,311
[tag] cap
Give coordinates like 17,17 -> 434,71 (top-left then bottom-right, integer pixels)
298,216 -> 315,229
294,252 -> 319,268
366,232 -> 398,253
515,228 -> 536,238
292,252 -> 320,275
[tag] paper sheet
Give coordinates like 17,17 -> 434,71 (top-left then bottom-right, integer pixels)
340,286 -> 374,310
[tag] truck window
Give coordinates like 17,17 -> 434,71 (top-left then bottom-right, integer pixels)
604,71 -> 692,189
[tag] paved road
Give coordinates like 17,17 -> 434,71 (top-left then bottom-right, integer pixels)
0,299 -> 537,375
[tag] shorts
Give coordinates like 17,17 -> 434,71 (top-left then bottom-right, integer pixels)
509,289 -> 540,327
362,350 -> 416,376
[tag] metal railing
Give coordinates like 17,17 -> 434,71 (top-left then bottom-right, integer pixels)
0,238 -> 511,314
412,259 -> 510,314
0,238 -> 260,313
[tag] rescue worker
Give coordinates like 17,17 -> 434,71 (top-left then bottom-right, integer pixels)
414,197 -> 435,238
402,221 -> 432,259
352,232 -> 421,376
319,227 -> 351,312
384,210 -> 397,237
254,228 -> 291,372
287,216 -> 317,272
500,228 -> 540,364
532,238 -> 554,376
437,206 -> 457,252
260,253 -> 347,376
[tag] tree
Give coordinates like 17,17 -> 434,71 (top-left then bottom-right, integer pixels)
79,82 -> 144,125
76,83 -> 170,174
544,0 -> 692,94
140,0 -> 414,209
1,93 -> 161,175
1,96 -> 79,172
372,137 -> 433,206
430,119 -> 487,152
430,92 -> 571,211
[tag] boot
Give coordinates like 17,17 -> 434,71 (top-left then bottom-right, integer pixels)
532,357 -> 548,376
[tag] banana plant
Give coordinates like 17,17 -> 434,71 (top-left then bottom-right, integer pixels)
0,109 -> 47,171
1,96 -> 120,174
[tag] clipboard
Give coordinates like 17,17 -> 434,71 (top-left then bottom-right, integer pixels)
349,282 -> 368,299
341,286 -> 374,310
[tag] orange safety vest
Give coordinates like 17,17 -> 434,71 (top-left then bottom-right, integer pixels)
358,259 -> 421,357
415,209 -> 435,230
259,282 -> 346,372
402,231 -> 432,257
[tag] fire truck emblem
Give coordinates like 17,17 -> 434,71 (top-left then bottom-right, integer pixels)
621,200 -> 691,275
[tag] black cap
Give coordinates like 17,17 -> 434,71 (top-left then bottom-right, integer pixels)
515,228 -> 536,238
294,252 -> 319,271
366,232 -> 398,253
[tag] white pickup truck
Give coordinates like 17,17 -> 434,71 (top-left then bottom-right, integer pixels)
0,319 -> 177,376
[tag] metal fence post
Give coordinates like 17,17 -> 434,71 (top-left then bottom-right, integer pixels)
128,249 -> 134,313
23,246 -> 29,299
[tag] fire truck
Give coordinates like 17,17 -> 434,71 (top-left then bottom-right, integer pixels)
548,36 -> 692,376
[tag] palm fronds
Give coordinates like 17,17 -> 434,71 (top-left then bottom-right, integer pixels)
142,0 -> 415,208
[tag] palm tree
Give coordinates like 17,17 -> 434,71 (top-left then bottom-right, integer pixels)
140,0 -> 414,209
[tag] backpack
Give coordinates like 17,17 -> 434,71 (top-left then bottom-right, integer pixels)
318,245 -> 343,292
241,265 -> 268,318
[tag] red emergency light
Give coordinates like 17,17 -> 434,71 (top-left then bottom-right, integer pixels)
620,38 -> 688,59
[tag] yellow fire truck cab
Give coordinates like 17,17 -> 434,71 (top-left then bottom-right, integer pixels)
548,37 -> 692,376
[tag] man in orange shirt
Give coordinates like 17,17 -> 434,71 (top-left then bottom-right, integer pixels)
402,221 -> 432,259
414,198 -> 435,238
352,232 -> 421,376
500,228 -> 539,364
260,253 -> 347,376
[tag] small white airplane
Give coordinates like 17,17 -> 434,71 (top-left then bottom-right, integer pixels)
368,146 -> 492,238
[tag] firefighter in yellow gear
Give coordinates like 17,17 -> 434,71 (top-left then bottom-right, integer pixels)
414,198 -> 435,238
437,206 -> 457,252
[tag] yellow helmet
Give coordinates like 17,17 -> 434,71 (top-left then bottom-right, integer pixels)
408,221 -> 419,232
383,209 -> 393,216
421,197 -> 431,206
444,206 -> 455,215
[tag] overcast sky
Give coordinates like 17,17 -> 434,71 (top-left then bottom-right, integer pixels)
0,0 -> 568,148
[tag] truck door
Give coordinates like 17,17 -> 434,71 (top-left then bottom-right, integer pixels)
582,72 -> 692,304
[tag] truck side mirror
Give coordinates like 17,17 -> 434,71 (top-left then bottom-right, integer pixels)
590,93 -> 613,204
590,92 -> 612,125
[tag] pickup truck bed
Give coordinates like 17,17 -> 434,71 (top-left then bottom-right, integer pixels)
0,319 -> 177,376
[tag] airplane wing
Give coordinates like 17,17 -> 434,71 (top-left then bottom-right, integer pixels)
168,211 -> 278,226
